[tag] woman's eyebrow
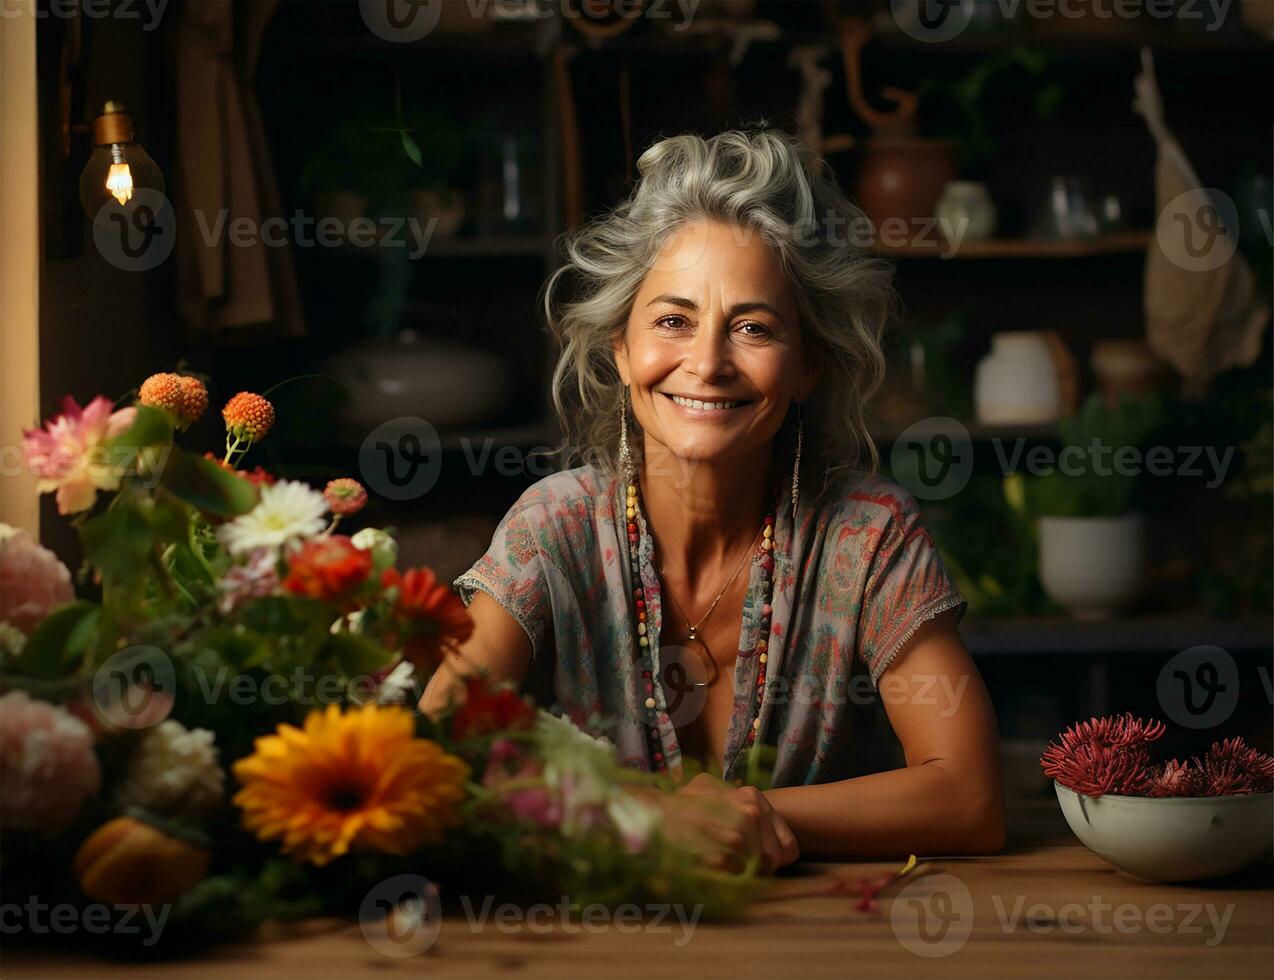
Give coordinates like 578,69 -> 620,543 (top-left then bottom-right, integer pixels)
645,294 -> 783,319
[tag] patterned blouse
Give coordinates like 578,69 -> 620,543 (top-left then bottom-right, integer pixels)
454,464 -> 966,787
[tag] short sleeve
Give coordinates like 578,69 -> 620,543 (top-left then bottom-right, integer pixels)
453,488 -> 553,658
855,489 -> 967,685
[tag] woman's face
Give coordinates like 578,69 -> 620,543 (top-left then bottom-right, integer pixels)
613,220 -> 817,469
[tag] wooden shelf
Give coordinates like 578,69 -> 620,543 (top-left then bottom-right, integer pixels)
963,615 -> 1273,655
878,231 -> 1151,260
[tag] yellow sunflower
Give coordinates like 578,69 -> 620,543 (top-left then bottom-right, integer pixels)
232,703 -> 469,866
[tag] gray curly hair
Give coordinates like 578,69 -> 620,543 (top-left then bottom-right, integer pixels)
541,127 -> 895,498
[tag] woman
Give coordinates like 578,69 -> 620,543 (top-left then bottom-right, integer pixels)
422,129 -> 1004,871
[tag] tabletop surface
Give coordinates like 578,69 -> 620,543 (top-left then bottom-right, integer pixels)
4,842 -> 1272,980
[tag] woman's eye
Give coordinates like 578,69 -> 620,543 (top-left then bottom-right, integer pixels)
737,321 -> 772,338
655,315 -> 689,330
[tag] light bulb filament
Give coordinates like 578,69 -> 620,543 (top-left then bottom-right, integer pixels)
106,144 -> 133,205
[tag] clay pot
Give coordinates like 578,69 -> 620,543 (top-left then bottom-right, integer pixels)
855,138 -> 957,237
1091,340 -> 1167,406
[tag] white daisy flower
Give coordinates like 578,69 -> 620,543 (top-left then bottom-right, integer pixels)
216,479 -> 328,556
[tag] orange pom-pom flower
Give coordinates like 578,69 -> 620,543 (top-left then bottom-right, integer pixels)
222,392 -> 275,443
139,373 -> 209,428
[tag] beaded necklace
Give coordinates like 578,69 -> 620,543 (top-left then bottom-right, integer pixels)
623,477 -> 781,773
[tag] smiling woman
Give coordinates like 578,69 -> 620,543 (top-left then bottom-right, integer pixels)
421,129 -> 1004,872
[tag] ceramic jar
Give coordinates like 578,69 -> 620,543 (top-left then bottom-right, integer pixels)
936,180 -> 997,242
974,332 -> 1061,425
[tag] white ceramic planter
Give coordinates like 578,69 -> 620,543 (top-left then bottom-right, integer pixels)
1056,783 -> 1274,882
936,180 -> 997,242
974,332 -> 1060,425
1038,514 -> 1144,620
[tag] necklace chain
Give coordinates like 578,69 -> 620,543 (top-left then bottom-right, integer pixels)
658,525 -> 764,636
624,474 -> 779,772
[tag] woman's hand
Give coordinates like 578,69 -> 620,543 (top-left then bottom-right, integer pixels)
675,772 -> 800,874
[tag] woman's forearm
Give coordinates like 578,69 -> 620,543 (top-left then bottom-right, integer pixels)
765,760 -> 1005,859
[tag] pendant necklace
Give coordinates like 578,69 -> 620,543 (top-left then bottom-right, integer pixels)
657,526 -> 763,689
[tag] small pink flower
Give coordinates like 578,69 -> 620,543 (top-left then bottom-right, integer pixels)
483,738 -> 562,828
323,478 -> 368,516
22,395 -> 138,515
0,526 -> 74,634
0,691 -> 101,833
217,547 -> 280,615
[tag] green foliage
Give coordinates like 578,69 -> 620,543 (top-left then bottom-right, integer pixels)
1024,393 -> 1167,518
158,449 -> 260,517
10,601 -> 98,680
918,48 -> 1063,177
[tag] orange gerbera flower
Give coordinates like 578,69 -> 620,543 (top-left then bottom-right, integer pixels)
282,535 -> 372,602
232,703 -> 469,866
381,567 -> 474,669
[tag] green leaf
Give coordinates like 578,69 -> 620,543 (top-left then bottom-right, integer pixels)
13,601 -> 99,679
103,403 -> 174,453
81,496 -> 153,588
323,631 -> 395,678
158,448 -> 260,517
400,131 -> 423,169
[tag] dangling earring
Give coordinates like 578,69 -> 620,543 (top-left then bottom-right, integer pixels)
618,386 -> 634,485
791,401 -> 803,522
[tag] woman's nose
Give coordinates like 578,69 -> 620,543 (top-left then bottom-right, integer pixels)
686,323 -> 734,382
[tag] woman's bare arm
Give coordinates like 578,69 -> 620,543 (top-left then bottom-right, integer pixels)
418,591 -> 534,720
764,610 -> 1005,857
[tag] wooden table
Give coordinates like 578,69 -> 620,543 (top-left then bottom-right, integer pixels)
4,842 -> 1271,979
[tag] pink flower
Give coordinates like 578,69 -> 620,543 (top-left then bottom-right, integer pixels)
0,691 -> 101,833
483,738 -> 562,828
217,547 -> 280,615
323,478 -> 368,516
0,525 -> 74,634
22,396 -> 138,515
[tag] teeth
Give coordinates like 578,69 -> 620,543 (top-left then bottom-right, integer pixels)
670,394 -> 742,410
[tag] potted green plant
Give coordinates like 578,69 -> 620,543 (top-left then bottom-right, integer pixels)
1017,393 -> 1166,619
919,49 -> 1063,242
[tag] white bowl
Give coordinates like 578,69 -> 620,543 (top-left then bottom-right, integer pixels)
1055,782 -> 1273,882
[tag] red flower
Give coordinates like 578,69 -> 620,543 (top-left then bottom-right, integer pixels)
1195,738 -> 1274,796
202,452 -> 275,487
452,676 -> 536,741
1146,759 -> 1203,798
381,567 -> 474,669
1040,713 -> 1166,797
282,535 -> 372,603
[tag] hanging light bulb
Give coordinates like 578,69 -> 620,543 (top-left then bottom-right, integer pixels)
79,101 -> 165,216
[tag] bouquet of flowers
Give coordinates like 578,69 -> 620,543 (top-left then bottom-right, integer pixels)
1040,713 -> 1274,798
0,373 -> 752,953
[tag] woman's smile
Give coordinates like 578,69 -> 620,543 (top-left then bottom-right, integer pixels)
659,390 -> 755,419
